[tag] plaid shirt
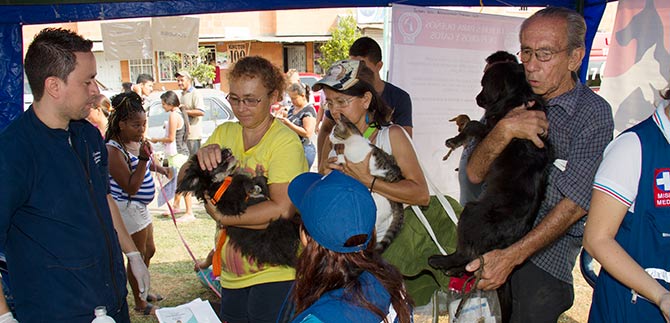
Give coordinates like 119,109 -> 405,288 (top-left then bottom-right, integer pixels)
530,82 -> 614,284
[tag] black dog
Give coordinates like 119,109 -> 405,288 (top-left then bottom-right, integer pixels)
177,148 -> 299,267
428,62 -> 550,276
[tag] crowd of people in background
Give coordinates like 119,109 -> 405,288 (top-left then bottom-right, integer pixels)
1,5 -> 669,323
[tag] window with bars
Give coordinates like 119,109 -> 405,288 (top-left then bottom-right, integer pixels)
128,59 -> 154,84
157,45 -> 216,83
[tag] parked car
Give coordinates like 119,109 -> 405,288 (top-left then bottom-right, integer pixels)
299,72 -> 323,111
145,89 -> 236,154
23,78 -> 118,111
298,72 -> 321,89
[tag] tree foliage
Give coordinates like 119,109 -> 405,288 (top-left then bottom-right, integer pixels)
317,15 -> 360,73
165,47 -> 215,87
190,47 -> 216,86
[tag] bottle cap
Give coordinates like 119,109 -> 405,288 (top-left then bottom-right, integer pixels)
94,306 -> 107,316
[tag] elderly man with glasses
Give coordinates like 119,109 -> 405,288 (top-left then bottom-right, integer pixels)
463,7 -> 614,323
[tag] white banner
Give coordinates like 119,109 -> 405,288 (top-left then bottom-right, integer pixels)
390,4 -> 523,197
100,21 -> 152,61
599,0 -> 670,133
151,16 -> 200,55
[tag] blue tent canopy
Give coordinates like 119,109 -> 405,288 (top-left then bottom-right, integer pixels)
0,0 -> 613,129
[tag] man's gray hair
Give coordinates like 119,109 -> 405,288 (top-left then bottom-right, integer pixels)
521,7 -> 586,52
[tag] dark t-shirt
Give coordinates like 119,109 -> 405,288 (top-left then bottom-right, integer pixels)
287,103 -> 317,145
326,81 -> 412,127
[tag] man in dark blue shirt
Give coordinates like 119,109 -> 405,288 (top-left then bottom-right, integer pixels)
0,28 -> 149,323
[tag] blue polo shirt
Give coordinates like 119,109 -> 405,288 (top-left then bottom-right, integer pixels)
0,108 -> 129,323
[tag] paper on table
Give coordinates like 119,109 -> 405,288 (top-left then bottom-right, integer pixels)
155,298 -> 221,323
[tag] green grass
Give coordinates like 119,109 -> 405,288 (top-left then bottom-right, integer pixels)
129,209 -> 220,323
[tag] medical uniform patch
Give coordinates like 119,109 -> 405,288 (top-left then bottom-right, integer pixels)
654,168 -> 670,207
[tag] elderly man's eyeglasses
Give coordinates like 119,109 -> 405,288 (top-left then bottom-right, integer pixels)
324,97 -> 355,109
517,48 -> 569,63
226,94 -> 264,107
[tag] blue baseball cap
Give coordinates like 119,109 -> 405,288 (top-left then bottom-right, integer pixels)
288,170 -> 376,253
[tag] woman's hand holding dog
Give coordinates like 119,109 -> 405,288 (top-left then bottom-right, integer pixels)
197,144 -> 223,171
498,104 -> 549,149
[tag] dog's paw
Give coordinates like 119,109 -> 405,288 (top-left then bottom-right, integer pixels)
428,254 -> 469,277
428,254 -> 451,269
445,137 -> 464,149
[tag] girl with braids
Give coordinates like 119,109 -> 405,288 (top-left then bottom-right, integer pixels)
106,91 -> 170,316
287,170 -> 413,323
149,91 -> 194,221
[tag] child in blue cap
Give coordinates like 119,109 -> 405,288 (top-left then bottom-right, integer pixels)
286,170 -> 413,323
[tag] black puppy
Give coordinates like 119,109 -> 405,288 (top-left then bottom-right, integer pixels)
177,149 -> 299,267
428,62 -> 550,276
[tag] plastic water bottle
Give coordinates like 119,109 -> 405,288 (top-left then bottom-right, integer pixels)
91,306 -> 116,323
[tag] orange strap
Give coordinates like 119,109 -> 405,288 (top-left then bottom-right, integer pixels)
210,176 -> 233,205
211,227 -> 227,278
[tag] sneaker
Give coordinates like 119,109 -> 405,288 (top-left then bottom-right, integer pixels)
176,214 -> 196,223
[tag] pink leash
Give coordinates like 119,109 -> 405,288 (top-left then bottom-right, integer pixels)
155,168 -> 222,298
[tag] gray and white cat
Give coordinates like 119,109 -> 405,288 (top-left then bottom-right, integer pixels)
329,115 -> 404,252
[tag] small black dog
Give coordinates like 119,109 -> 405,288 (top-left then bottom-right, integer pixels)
428,62 -> 550,276
177,148 -> 299,267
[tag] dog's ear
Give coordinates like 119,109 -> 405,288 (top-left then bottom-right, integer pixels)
176,155 -> 202,193
176,171 -> 200,193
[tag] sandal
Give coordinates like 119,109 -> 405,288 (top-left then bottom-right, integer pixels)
176,214 -> 196,223
147,293 -> 164,302
134,303 -> 158,316
161,208 -> 183,217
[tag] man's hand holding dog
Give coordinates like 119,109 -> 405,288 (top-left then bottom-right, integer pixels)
197,144 -> 223,171
466,247 -> 521,290
497,103 -> 549,149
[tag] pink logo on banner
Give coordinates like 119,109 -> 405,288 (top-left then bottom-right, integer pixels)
654,168 -> 670,207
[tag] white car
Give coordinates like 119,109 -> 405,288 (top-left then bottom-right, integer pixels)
145,89 -> 236,154
24,78 -> 117,111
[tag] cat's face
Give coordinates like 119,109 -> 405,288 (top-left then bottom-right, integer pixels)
330,115 -> 363,144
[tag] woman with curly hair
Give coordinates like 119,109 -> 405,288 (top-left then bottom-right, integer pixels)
286,170 -> 413,323
189,56 -> 308,322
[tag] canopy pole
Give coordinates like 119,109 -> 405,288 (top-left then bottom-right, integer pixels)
579,0 -> 607,84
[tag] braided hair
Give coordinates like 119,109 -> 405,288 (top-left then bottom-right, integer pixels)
105,91 -> 145,143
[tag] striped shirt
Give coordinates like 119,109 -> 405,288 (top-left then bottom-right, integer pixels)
107,140 -> 156,204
